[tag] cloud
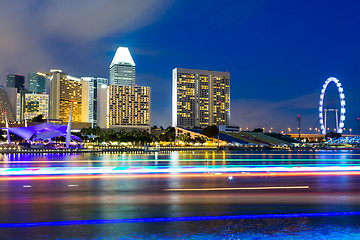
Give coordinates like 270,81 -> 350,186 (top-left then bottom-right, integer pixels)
0,0 -> 172,83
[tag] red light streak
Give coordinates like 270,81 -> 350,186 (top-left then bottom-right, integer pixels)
164,186 -> 310,191
1,171 -> 360,181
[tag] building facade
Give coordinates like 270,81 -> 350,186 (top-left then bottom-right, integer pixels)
0,86 -> 16,122
6,74 -> 25,92
81,77 -> 108,127
48,69 -> 88,122
109,47 -> 135,86
16,93 -> 49,121
105,85 -> 151,130
28,72 -> 46,93
172,68 -> 230,128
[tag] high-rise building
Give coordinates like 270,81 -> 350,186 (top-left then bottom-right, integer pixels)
81,77 -> 108,127
28,72 -> 46,93
0,86 -> 16,122
16,92 -> 49,121
103,85 -> 151,130
109,47 -> 135,86
6,74 -> 25,92
48,69 -> 88,122
172,68 -> 230,128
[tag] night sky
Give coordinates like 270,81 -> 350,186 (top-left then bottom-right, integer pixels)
1,0 -> 359,133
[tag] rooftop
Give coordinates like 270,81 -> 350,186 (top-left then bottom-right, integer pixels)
110,47 -> 135,68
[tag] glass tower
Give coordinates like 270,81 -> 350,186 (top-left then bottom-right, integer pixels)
109,47 -> 135,86
6,74 -> 25,92
82,77 -> 108,127
28,72 -> 46,93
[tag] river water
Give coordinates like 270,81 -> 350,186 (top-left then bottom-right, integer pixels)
1,150 -> 360,239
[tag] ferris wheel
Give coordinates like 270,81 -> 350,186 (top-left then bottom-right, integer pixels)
319,77 -> 345,134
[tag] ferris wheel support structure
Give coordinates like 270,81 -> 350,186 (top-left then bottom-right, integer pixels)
319,77 -> 345,135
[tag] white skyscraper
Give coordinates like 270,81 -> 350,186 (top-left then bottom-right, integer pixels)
109,47 -> 135,86
81,77 -> 108,127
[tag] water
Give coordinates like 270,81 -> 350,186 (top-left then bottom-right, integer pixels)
1,150 -> 360,239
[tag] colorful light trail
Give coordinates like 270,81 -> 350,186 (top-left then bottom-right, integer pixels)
3,158 -> 360,164
1,171 -> 360,181
1,165 -> 360,176
1,212 -> 360,227
164,186 -> 310,191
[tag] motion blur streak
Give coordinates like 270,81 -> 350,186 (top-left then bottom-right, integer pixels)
1,212 -> 360,228
164,186 -> 310,191
2,171 -> 360,181
2,165 -> 360,176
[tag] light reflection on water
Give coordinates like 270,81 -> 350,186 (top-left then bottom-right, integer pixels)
2,218 -> 360,239
1,150 -> 360,239
1,149 -> 360,168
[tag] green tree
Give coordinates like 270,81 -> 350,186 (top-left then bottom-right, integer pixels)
30,114 -> 45,122
202,125 -> 219,138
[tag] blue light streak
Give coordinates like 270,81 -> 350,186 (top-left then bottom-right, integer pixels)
1,212 -> 360,228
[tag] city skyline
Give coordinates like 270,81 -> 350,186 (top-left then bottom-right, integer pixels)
0,1 -> 359,132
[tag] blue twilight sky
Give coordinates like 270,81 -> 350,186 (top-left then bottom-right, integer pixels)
0,0 -> 359,133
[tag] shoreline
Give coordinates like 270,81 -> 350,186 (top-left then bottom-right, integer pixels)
0,145 -> 358,154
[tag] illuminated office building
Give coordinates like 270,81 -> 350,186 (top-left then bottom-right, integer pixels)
172,68 -> 230,128
48,69 -> 88,122
109,47 -> 135,86
16,93 -> 49,121
105,85 -> 151,130
81,77 -> 108,127
28,72 -> 46,93
0,86 -> 16,122
6,74 -> 25,92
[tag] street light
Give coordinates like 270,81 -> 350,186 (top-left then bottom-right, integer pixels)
357,117 -> 360,137
297,115 -> 301,140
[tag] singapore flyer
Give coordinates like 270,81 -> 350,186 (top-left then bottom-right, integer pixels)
319,77 -> 345,135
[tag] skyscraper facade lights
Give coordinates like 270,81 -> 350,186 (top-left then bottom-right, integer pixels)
106,85 -> 151,129
48,69 -> 88,122
172,68 -> 230,128
16,93 -> 49,121
102,46 -> 151,131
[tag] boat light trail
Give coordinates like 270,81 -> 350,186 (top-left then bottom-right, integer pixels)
1,165 -> 360,176
164,186 -> 310,191
1,171 -> 360,181
4,159 -> 360,164
1,211 -> 359,227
